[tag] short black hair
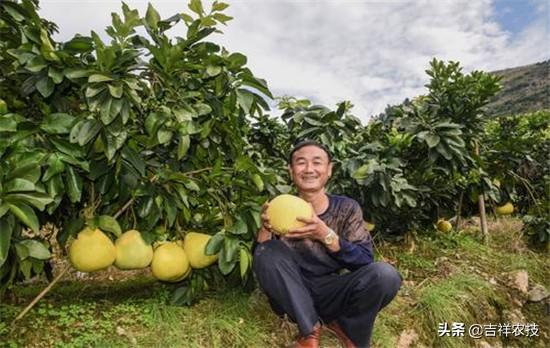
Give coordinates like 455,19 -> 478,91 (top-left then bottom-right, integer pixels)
288,140 -> 332,164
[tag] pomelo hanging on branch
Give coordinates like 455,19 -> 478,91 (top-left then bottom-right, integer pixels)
184,232 -> 218,269
114,230 -> 153,270
69,228 -> 116,272
151,242 -> 190,282
266,194 -> 314,235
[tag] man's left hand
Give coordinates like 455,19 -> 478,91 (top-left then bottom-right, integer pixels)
285,216 -> 329,242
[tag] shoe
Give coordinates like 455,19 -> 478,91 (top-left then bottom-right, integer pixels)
325,321 -> 357,348
295,324 -> 321,348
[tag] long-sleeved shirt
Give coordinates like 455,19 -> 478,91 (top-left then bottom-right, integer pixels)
256,194 -> 374,277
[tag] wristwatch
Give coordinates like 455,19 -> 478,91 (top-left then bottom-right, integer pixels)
323,228 -> 338,246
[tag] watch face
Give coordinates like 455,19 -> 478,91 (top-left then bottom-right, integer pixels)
324,231 -> 335,245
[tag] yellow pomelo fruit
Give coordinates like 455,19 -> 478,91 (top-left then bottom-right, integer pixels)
496,202 -> 514,215
266,194 -> 314,235
151,242 -> 190,282
184,232 -> 218,269
364,221 -> 376,231
69,228 -> 116,272
114,230 -> 153,270
0,99 -> 8,114
436,219 -> 452,233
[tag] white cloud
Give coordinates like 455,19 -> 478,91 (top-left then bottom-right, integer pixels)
39,0 -> 549,123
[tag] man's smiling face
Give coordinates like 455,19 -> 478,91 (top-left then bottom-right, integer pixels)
289,145 -> 333,193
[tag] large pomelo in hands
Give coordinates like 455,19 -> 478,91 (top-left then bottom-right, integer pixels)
184,232 -> 218,269
114,230 -> 153,270
69,228 -> 116,272
151,242 -> 190,282
266,194 -> 314,235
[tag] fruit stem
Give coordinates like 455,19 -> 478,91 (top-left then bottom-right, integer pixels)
12,264 -> 70,323
114,197 -> 135,219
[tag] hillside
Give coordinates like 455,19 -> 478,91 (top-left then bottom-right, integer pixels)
486,60 -> 549,116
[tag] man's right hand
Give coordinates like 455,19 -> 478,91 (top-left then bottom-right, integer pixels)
257,202 -> 273,243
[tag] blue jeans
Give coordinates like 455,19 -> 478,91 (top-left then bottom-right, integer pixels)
253,239 -> 401,348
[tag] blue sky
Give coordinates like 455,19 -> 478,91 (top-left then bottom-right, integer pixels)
39,0 -> 549,122
493,0 -> 545,36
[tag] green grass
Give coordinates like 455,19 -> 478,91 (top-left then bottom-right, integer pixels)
2,217 -> 549,347
415,273 -> 504,348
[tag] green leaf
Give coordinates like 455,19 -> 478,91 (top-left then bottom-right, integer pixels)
121,145 -> 145,176
108,84 -> 123,98
252,174 -> 264,192
0,216 -> 15,267
19,259 -> 32,279
40,113 -> 75,134
0,204 -> 8,219
48,67 -> 64,84
100,97 -> 115,125
157,129 -> 173,144
205,232 -> 224,255
36,76 -> 55,98
145,3 -> 161,30
239,247 -> 250,278
218,256 -> 236,275
425,134 -> 440,148
5,178 -> 35,193
19,240 -> 51,260
85,85 -> 106,98
88,74 -> 113,83
50,137 -> 86,160
189,0 -> 204,16
237,89 -> 254,114
212,2 -> 230,11
97,215 -> 121,237
64,36 -> 93,53
64,68 -> 91,79
184,180 -> 200,192
206,65 -> 222,77
58,217 -> 84,247
228,216 -> 247,235
212,13 -> 232,24
42,153 -> 65,181
227,53 -> 246,69
105,130 -> 128,160
65,166 -> 83,203
77,119 -> 101,146
194,103 -> 212,116
7,164 -> 41,184
25,56 -> 47,72
177,135 -> 190,160
8,203 -> 39,233
0,115 -> 17,132
5,193 -> 53,211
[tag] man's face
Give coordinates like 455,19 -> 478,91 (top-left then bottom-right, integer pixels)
289,145 -> 333,193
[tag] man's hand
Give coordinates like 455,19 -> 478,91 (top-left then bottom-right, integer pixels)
285,216 -> 330,242
257,202 -> 273,243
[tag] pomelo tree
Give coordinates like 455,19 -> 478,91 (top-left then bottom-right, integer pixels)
0,0 -> 279,302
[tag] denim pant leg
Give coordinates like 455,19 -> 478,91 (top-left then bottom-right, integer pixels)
252,240 -> 319,336
309,262 -> 402,348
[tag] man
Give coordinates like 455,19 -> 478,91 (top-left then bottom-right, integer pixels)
253,140 -> 401,348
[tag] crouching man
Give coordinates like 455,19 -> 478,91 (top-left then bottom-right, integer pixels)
253,140 -> 401,348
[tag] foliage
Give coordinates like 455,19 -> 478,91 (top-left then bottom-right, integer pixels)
0,0 -> 547,301
0,0 -> 276,300
482,110 -> 550,247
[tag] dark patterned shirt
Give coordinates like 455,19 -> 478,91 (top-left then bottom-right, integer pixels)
281,194 -> 374,277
